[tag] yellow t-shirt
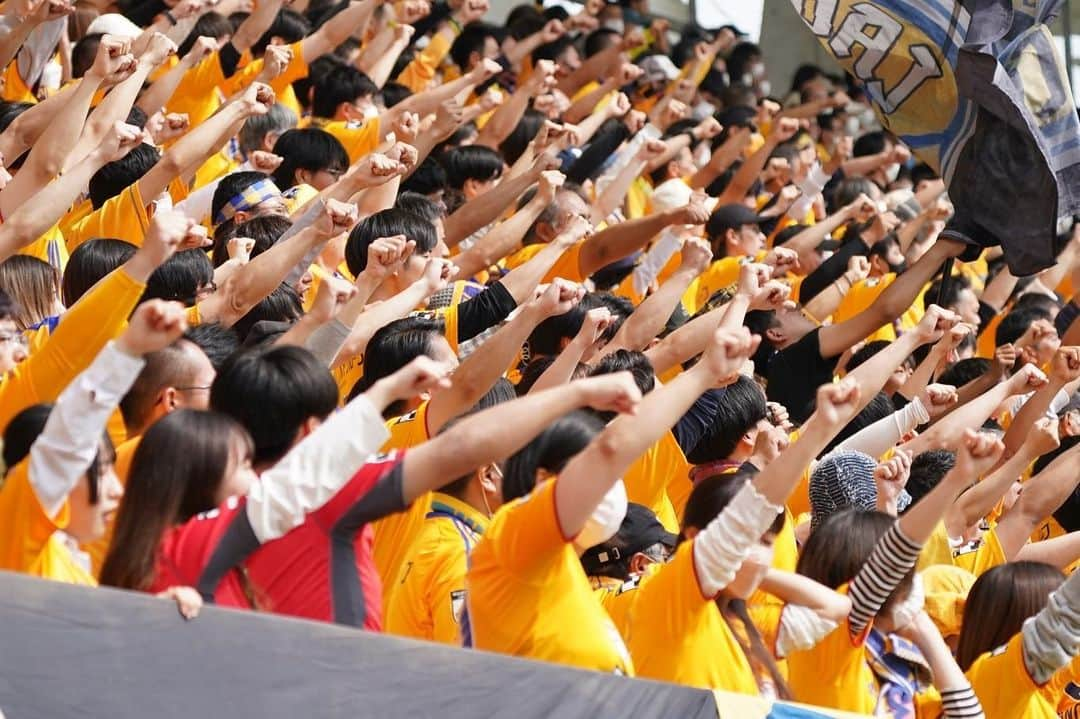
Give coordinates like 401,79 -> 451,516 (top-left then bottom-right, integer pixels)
622,430 -> 689,534
625,540 -> 759,693
384,492 -> 489,644
466,477 -> 634,674
683,254 -> 759,316
311,117 -> 382,165
0,460 -> 95,585
833,274 -> 898,343
65,184 -> 151,252
786,587 -> 877,714
168,52 -> 227,128
224,40 -> 309,119
18,223 -> 68,272
967,633 -> 1057,719
917,522 -> 1005,577
502,241 -> 585,285
372,401 -> 433,606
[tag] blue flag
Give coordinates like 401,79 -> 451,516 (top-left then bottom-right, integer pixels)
789,0 -> 1080,276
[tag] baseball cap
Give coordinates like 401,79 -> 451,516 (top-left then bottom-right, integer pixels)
920,565 -> 976,639
773,223 -> 841,252
580,503 -> 677,576
639,54 -> 680,84
87,13 -> 143,38
706,203 -> 765,240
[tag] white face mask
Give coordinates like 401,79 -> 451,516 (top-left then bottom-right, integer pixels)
603,19 -> 624,34
758,81 -> 772,97
693,100 -> 716,121
694,141 -> 712,169
888,574 -> 925,631
885,163 -> 901,184
845,115 -> 862,137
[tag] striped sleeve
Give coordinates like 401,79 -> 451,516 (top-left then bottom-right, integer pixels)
939,685 -> 985,718
848,522 -> 922,637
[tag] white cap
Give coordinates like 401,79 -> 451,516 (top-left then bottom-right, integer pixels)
650,178 -> 718,215
639,54 -> 680,83
87,14 -> 143,39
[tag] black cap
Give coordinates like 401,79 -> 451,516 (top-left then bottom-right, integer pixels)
580,503 -> 678,576
706,203 -> 765,240
716,23 -> 748,38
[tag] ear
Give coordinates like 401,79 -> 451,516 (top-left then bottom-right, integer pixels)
724,228 -> 739,253
161,386 -> 179,411
478,466 -> 498,494
765,326 -> 784,345
233,210 -> 251,224
296,168 -> 312,187
468,50 -> 482,70
262,132 -> 280,152
628,552 -> 651,575
300,416 -> 321,439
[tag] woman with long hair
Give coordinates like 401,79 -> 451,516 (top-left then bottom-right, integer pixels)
0,254 -> 63,331
98,409 -> 256,591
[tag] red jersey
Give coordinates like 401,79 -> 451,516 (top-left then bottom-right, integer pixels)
150,452 -> 407,630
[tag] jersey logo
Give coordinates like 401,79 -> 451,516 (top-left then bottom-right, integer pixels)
990,644 -> 1009,657
450,590 -> 466,624
394,411 -> 419,425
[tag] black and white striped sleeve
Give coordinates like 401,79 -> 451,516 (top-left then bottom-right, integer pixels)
940,685 -> 985,718
848,522 -> 923,637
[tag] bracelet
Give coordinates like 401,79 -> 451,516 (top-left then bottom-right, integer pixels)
164,9 -> 177,25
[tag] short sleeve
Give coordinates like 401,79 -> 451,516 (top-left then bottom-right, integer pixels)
491,478 -> 568,574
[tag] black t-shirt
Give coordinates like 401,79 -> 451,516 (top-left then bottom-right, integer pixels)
765,328 -> 839,424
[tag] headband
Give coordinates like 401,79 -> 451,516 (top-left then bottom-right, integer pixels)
213,178 -> 282,227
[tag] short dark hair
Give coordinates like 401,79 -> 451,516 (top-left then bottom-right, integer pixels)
139,249 -> 214,307
379,81 -> 412,108
996,307 -> 1051,347
351,315 -> 446,416
212,214 -> 293,267
926,274 -> 973,312
178,11 -> 233,56
1040,436 -> 1080,532
252,8 -> 310,55
499,110 -> 545,166
88,143 -> 161,209
62,239 -> 137,307
938,358 -> 991,388
394,191 -> 446,222
853,130 -> 890,158
184,322 -> 240,371
449,22 -> 499,70
312,65 -> 377,118
119,339 -> 207,432
232,282 -> 304,344
686,375 -> 767,464
905,449 -> 957,506
589,350 -> 655,422
401,157 -> 448,196
270,127 -> 348,189
210,345 -> 339,466
583,27 -> 620,58
345,208 -> 439,276
845,340 -> 892,372
72,33 -> 103,79
440,145 -> 504,191
3,402 -> 53,471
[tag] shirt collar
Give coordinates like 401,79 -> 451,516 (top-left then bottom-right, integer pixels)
430,492 -> 491,533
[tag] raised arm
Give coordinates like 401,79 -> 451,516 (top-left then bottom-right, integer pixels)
601,237 -> 711,355
1002,347 -> 1080,457
0,123 -> 143,263
27,301 -> 186,518
578,200 -> 708,280
199,199 -> 356,327
0,34 -> 122,218
995,440 -> 1080,561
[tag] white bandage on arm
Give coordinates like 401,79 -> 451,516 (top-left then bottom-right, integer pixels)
244,394 -> 390,543
692,482 -> 783,597
776,603 -> 840,657
573,480 -> 628,553
834,397 -> 929,459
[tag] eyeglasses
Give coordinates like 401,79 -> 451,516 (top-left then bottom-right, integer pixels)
0,332 -> 27,347
174,385 -> 212,393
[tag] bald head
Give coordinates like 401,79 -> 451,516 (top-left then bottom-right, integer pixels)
119,339 -> 216,437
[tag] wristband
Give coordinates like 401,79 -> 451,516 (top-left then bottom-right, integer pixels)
164,10 -> 177,25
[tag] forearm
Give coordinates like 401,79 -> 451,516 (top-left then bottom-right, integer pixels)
591,158 -> 645,224
1021,568 -> 1080,684
717,138 -> 778,205
603,266 -> 698,354
65,62 -> 154,171
136,58 -> 192,115
28,342 -> 145,516
141,103 -> 247,200
903,383 -> 1010,455
846,332 -> 921,413
231,0 -> 286,54
529,335 -> 590,393
1016,532 -> 1080,570
579,211 -> 671,279
1003,382 -> 1066,457
557,44 -> 618,97
498,238 -> 573,305
0,83 -> 75,159
689,138 -> 742,191
244,392 -> 390,543
0,15 -> 38,74
215,230 -> 324,325
566,120 -> 629,185
450,198 -> 545,280
331,282 -> 432,368
761,570 -> 852,621
443,171 -> 536,249
802,279 -> 846,320
359,34 -> 410,88
644,302 -> 727,375
475,83 -> 531,150
898,346 -> 947,402
847,522 -> 922,635
693,481 -> 785,597
981,265 -> 1017,312
834,398 -> 928,459
946,451 -> 1032,539
800,236 -> 867,304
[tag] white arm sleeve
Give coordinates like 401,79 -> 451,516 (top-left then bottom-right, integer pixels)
786,164 -> 831,221
244,393 -> 390,543
632,228 -> 682,297
28,341 -> 145,517
833,397 -> 929,459
776,603 -> 840,657
572,480 -> 628,554
692,482 -> 783,597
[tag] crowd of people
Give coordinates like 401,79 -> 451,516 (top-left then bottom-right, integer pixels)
0,0 -> 1078,714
